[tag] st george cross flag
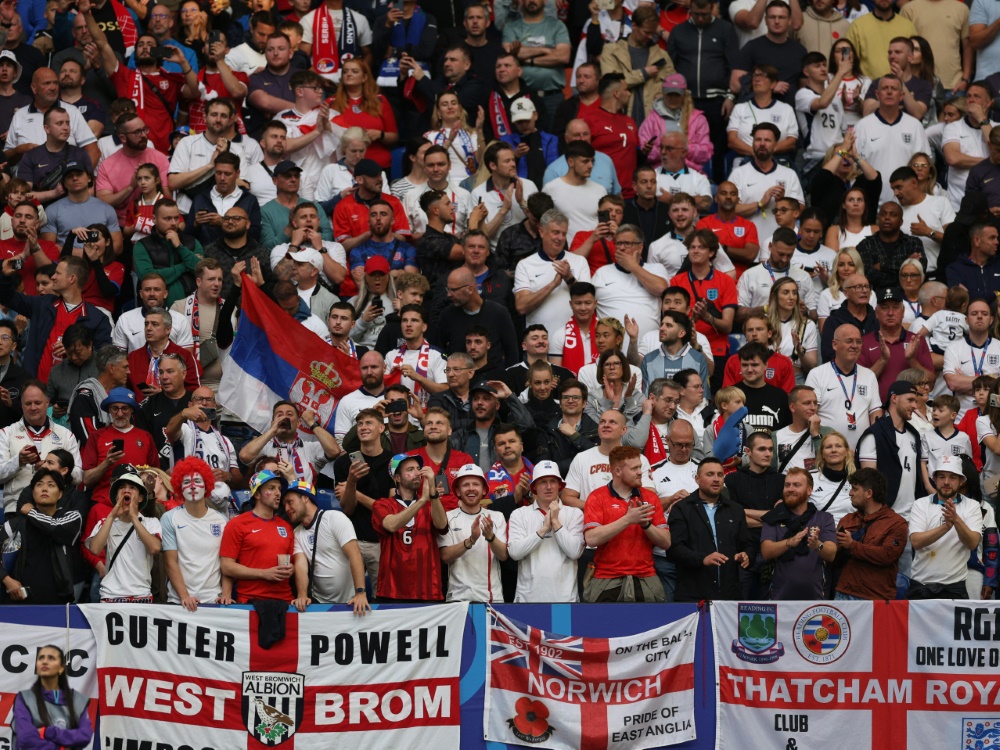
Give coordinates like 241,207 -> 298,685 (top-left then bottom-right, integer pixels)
218,277 -> 361,431
484,607 -> 698,749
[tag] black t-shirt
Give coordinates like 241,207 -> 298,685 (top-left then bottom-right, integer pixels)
739,382 -> 791,432
416,227 -> 460,288
865,76 -> 934,106
90,1 -> 130,58
0,91 -> 31,139
735,37 -> 808,105
333,449 -> 392,543
137,391 -> 192,469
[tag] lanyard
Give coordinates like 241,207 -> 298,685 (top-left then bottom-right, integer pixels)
832,362 -> 857,411
763,262 -> 788,284
905,299 -> 920,319
971,341 -> 988,376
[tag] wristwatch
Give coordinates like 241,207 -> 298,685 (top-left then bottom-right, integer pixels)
355,587 -> 365,594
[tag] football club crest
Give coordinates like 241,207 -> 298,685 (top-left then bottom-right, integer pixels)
707,289 -> 719,301
277,526 -> 288,538
734,226 -> 746,238
963,719 -> 1000,747
989,355 -> 999,367
316,58 -> 336,74
765,367 -> 775,380
210,523 -> 222,537
793,605 -> 851,664
858,385 -> 867,397
732,603 -> 784,664
903,133 -> 912,144
242,672 -> 304,745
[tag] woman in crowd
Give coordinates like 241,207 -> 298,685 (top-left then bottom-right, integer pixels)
141,465 -> 180,511
331,59 -> 399,172
350,261 -> 396,348
425,92 -> 484,184
315,127 -> 370,203
793,207 -> 838,301
828,39 -> 870,129
178,0 -> 210,68
12,644 -> 92,748
577,316 -> 643,396
899,259 -> 924,328
61,224 -> 124,318
637,74 -> 712,172
585,348 -> 642,422
390,137 -> 431,199
908,152 -> 948,199
813,135 -> 881,239
978,378 -> 1000,501
809,431 -> 855,525
767,277 -> 817,384
910,35 -> 943,125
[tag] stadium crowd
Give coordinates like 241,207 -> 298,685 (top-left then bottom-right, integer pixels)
0,0 -> 999,611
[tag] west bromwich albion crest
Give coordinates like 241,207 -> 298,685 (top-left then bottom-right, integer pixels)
242,672 -> 304,745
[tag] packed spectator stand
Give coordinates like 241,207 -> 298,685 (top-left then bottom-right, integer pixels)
0,0 -> 998,616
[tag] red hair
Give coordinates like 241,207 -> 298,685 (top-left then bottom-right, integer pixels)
170,456 -> 215,498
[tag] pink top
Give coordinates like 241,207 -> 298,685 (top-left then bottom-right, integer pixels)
95,147 -> 172,227
637,107 -> 713,173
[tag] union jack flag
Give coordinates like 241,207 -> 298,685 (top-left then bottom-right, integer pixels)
490,609 -> 584,679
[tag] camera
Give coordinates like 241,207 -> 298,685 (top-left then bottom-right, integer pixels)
201,408 -> 217,422
209,30 -> 223,46
386,399 -> 408,414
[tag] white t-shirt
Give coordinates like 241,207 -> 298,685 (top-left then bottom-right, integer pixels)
638,329 -> 713,361
275,107 -> 345,199
736,262 -> 818,311
269,241 -> 348,287
943,337 -> 1000,418
808,470 -> 853,526
384,344 -> 448,394
332,388 -> 383,443
910,310 -> 968,354
160,506 -> 226,604
853,111 -> 930,204
314,162 -> 355,203
424,128 -> 480,183
977,414 -> 1000,482
112,308 -> 194,352
920,428 -> 973,476
651,458 -> 698,501
88,515 -> 162,600
648,235 -> 735,277
728,99 -> 799,147
805,362 -> 882,450
835,74 -> 872,128
592,262 -> 668,345
168,133 -> 263,213
513,251 -> 592,341
729,0 -> 767,47
255,438 -> 331,485
402,181 -> 475,237
565,445 -> 655,502
727,161 -> 804,246
437,507 -> 507,603
910,493 -> 983,585
858,428 -> 919,523
224,43 -> 266,76
795,88 -> 844,163
774,426 -> 816,471
941,118 -> 994,208
549,318 -> 594,360
900,196 -> 955,273
180,423 -> 237,501
777,318 -> 818,382
4,100 -> 96,151
471,178 -> 539,250
655,168 -> 711,200
293,508 -> 358,603
791,245 -> 838,300
541,178 -> 607,245
299,8 -> 374,82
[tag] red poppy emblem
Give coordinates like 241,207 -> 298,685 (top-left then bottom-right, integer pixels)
510,697 -> 554,740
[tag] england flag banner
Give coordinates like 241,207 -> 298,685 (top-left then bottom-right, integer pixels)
218,276 -> 360,432
714,600 -> 1000,749
81,602 -> 466,750
484,607 -> 698,749
0,621 -> 97,746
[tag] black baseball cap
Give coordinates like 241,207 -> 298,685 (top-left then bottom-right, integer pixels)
887,380 -> 919,398
876,287 -> 904,305
273,160 -> 303,176
354,159 -> 382,178
470,381 -> 497,396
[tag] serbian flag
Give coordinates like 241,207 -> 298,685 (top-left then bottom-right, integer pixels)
484,607 -> 698,749
644,422 -> 668,466
218,277 -> 361,432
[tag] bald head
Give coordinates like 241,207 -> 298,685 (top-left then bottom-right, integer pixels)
668,419 -> 694,442
449,266 -> 476,287
565,119 -> 591,143
833,324 -> 862,343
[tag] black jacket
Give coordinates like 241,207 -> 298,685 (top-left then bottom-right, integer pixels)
668,491 -> 755,602
724,466 -> 784,541
537,414 -> 599,475
856,415 -> 922,509
0,361 -> 27,429
427,389 -> 472,434
450,398 -> 535,464
0,507 -> 82,603
820,303 -> 877,362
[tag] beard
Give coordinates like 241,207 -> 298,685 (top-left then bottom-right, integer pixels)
222,226 -> 246,239
136,55 -> 157,67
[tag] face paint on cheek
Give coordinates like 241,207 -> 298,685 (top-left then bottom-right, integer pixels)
181,474 -> 207,502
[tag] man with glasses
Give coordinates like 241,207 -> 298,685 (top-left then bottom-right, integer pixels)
165,387 -> 240,505
95,113 -> 171,228
820,274 -> 879,362
437,266 -> 519,369
654,133 -> 712,212
427,353 -> 477,433
127,309 -> 201,403
593,225 -> 667,345
539,378 -> 599,475
186,153 -> 262,246
204,206 -> 273,300
807,323 -> 883,450
69,344 -> 130,446
730,1 -> 807,105
276,70 -> 346,200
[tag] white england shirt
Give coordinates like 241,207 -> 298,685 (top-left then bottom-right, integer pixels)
727,161 -> 804,247
160,506 -> 227,604
943,337 -> 1000,418
437,507 -> 507,603
471,178 -> 538,250
804,362 -> 882,450
853,110 -> 930,204
513,251 -> 592,341
293,508 -> 358,603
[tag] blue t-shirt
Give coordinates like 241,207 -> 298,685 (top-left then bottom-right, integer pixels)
348,239 -> 417,270
42,196 -> 120,244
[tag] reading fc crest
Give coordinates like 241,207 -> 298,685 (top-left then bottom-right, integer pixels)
732,603 -> 785,664
242,672 -> 304,745
793,605 -> 851,664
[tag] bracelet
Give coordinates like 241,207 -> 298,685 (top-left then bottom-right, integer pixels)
464,538 -> 473,549
429,493 -> 440,499
485,534 -> 496,542
640,521 -> 651,530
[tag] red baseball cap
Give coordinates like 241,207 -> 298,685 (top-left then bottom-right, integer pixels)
365,255 -> 391,274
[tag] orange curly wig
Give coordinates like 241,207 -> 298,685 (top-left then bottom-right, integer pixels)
170,456 -> 216,499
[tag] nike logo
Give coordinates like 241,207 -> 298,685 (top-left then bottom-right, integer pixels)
36,163 -> 47,168
960,360 -> 971,365
251,529 -> 262,533
826,387 -> 837,391
177,524 -> 187,529
153,412 -> 162,417
870,137 -> 880,142
533,273 -> 545,278
745,182 -> 756,187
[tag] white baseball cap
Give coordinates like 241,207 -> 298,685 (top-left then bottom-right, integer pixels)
510,97 -> 537,123
287,247 -> 324,271
454,463 -> 489,491
0,51 -> 22,83
530,460 -> 564,488
932,454 -> 965,477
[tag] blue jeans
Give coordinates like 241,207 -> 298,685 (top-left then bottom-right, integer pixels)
834,592 -> 865,601
896,572 -> 911,600
653,555 -> 676,603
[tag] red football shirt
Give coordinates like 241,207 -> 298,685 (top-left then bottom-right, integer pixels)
581,106 -> 639,199
584,484 -> 667,578
569,230 -> 617,274
332,193 -> 410,243
669,269 -> 738,358
722,350 -> 796,392
0,238 -> 60,294
82,260 -> 125,313
110,64 -> 185,153
696,214 -> 760,279
38,301 -> 85,384
371,496 -> 445,601
409,446 -> 474,511
81,424 -> 160,507
219,511 -> 295,602
332,95 -> 398,169
128,341 -> 201,400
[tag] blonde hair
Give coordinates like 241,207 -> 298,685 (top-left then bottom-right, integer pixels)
766,277 -> 808,347
340,126 -> 371,150
828,248 -> 865,302
814,432 -> 857,475
430,91 -> 472,132
714,385 -> 745,411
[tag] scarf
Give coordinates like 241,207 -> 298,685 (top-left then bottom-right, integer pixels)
488,91 -> 513,139
761,501 -> 818,561
561,317 -> 598,374
385,340 -> 432,408
191,420 -> 232,470
273,436 -> 306,479
184,293 -> 222,360
378,9 -> 427,87
644,421 -> 667,466
487,457 -> 535,505
146,346 -> 164,388
429,127 -> 476,175
311,3 -> 359,78
598,8 -> 631,41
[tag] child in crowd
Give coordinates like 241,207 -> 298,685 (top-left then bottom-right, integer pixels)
31,0 -> 59,55
910,286 -> 969,355
958,375 -> 996,471
125,164 -> 166,243
0,179 -> 47,241
920,394 -> 972,494
712,386 -> 747,475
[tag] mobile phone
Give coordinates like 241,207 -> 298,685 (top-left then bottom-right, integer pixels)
393,0 -> 404,11
654,58 -> 668,68
53,399 -> 68,409
596,0 -> 615,9
435,474 -> 448,496
10,258 -> 22,270
705,300 -> 723,319
279,418 -> 292,430
151,46 -> 174,60
371,298 -> 383,310
386,399 -> 408,414
597,210 -> 610,224
17,587 -> 29,599
209,29 -> 223,46
86,230 -> 100,243
112,439 -> 125,452
201,407 -> 217,422
349,450 -> 364,464
840,47 -> 849,61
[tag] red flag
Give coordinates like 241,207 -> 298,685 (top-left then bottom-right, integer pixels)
644,421 -> 668,465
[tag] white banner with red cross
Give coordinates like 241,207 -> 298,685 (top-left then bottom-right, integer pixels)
483,606 -> 699,749
714,600 -> 1000,749
80,602 -> 466,749
0,622 -> 97,747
